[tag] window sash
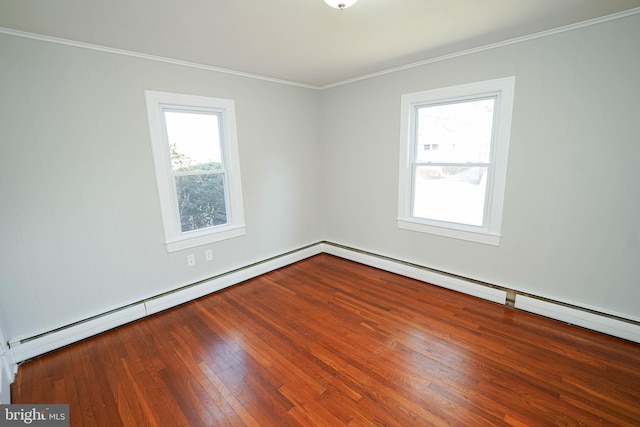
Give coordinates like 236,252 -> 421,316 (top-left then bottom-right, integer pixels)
173,170 -> 225,177
409,96 -> 497,229
412,161 -> 490,167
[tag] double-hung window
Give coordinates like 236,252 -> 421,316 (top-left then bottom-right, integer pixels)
398,77 -> 515,245
145,91 -> 245,252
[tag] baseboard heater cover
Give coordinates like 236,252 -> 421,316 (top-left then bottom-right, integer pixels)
7,242 -> 640,364
321,243 -> 640,343
9,244 -> 322,363
145,245 -> 322,315
9,305 -> 148,363
515,295 -> 640,343
321,243 -> 508,304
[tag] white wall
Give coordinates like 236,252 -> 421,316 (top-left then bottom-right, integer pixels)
1,11 -> 639,374
0,33 -> 323,342
321,13 -> 640,321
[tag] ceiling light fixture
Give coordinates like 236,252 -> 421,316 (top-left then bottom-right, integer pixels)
324,0 -> 357,10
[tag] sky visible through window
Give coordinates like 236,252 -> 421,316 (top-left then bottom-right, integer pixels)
163,110 -> 222,170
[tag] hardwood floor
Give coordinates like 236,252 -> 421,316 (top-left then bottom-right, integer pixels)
11,254 -> 640,426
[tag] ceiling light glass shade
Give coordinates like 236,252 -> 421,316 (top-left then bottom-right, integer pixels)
324,0 -> 358,10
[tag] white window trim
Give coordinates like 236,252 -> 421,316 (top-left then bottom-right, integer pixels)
397,77 -> 515,246
145,90 -> 245,252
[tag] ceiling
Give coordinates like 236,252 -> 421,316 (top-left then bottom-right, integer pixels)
1,0 -> 639,87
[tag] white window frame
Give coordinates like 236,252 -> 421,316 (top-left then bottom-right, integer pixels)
397,77 -> 515,246
145,90 -> 245,252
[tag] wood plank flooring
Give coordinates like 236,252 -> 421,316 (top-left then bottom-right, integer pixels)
11,254 -> 640,426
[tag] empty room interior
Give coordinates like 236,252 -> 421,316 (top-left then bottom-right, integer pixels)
1,0 -> 640,425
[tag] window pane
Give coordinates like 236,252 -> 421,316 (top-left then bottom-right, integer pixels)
175,174 -> 227,232
412,166 -> 488,226
164,111 -> 223,172
415,98 -> 495,163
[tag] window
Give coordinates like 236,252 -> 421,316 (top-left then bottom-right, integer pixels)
145,91 -> 245,252
398,77 -> 515,245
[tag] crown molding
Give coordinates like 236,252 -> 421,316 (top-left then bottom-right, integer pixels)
1,6 -> 639,90
0,26 -> 320,90
320,7 -> 640,89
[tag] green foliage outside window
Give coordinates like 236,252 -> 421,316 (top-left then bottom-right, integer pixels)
171,144 -> 227,232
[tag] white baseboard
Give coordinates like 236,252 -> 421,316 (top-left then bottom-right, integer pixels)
9,244 -> 323,363
9,305 -> 148,363
323,243 -> 640,343
145,244 -> 322,315
515,295 -> 640,343
7,241 -> 639,368
321,243 -> 508,304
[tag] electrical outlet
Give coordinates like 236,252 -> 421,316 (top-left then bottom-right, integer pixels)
205,249 -> 213,261
187,254 -> 196,266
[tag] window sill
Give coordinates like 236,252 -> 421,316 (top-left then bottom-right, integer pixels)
397,218 -> 501,246
165,224 -> 246,252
